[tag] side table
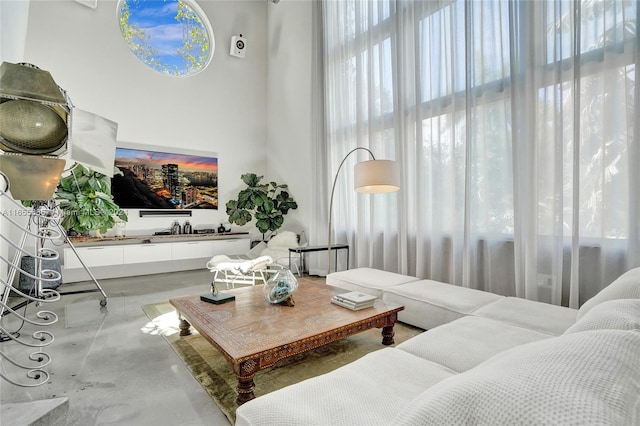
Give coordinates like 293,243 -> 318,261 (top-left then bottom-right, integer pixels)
289,244 -> 349,275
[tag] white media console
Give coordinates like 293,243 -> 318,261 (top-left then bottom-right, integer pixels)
61,233 -> 250,283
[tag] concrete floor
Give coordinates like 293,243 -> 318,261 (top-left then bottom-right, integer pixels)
0,269 -> 231,425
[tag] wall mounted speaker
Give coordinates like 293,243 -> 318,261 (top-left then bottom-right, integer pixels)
230,34 -> 247,58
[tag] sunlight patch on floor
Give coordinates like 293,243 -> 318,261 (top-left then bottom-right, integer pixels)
141,311 -> 181,337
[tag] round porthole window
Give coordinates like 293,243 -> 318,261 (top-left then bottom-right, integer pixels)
117,0 -> 214,76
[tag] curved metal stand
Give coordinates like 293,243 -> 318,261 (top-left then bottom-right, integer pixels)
57,235 -> 108,307
327,147 -> 376,274
0,194 -> 60,387
0,177 -> 109,387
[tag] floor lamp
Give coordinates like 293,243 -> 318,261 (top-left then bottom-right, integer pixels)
327,147 -> 400,275
0,62 -> 111,386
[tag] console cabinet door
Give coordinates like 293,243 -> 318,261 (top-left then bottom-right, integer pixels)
64,246 -> 124,269
123,244 -> 173,264
64,237 -> 250,271
171,241 -> 215,260
212,238 -> 250,256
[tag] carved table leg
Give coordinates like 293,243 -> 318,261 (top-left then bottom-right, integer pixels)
381,312 -> 398,345
382,324 -> 395,345
236,358 -> 259,405
178,314 -> 192,336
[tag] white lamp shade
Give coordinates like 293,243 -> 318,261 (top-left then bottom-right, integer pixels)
354,159 -> 400,193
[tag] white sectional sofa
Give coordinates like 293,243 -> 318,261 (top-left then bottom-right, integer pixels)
328,267 -> 578,333
235,267 -> 640,426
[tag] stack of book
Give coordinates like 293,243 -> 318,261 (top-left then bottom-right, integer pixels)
331,291 -> 377,311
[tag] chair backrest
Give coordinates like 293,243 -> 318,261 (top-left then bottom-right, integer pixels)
267,231 -> 299,249
245,241 -> 268,259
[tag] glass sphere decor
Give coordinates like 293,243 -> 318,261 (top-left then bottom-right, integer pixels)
263,269 -> 298,306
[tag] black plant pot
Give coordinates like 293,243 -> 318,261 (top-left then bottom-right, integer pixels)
18,255 -> 62,293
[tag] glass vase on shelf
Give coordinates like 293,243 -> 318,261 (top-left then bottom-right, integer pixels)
183,221 -> 193,234
113,214 -> 126,237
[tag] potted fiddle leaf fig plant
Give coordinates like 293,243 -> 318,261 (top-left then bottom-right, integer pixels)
56,164 -> 128,237
226,173 -> 298,240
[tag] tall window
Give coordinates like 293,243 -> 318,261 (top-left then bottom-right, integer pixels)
321,0 -> 638,307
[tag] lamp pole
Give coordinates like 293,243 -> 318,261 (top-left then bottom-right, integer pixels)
327,147 -> 376,275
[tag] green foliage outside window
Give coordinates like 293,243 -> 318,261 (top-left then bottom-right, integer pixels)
118,0 -> 211,76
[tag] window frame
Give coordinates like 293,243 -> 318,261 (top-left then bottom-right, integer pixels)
325,0 -> 637,239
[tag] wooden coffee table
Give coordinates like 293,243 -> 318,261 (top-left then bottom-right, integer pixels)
169,278 -> 404,404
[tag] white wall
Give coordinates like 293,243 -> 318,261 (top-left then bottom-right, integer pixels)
1,0 -> 317,245
17,0 -> 271,237
265,0 -> 313,239
0,0 -> 32,284
0,0 -> 30,63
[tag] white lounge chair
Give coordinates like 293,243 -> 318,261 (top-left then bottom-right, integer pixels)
206,230 -> 305,288
206,254 -> 274,288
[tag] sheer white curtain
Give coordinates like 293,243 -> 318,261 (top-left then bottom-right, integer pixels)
320,0 -> 638,307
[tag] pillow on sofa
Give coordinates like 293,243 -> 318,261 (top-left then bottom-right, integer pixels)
392,329 -> 640,426
565,299 -> 640,334
578,267 -> 640,319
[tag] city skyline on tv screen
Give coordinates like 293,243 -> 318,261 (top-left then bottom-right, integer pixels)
112,147 -> 218,210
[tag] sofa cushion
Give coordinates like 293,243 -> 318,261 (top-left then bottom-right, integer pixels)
326,268 -> 419,298
578,267 -> 640,319
397,316 -> 551,373
382,280 -> 504,330
234,348 -> 456,426
472,296 -> 577,335
393,329 -> 640,426
565,299 -> 640,334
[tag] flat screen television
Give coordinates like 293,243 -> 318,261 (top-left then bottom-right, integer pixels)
112,146 -> 218,210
